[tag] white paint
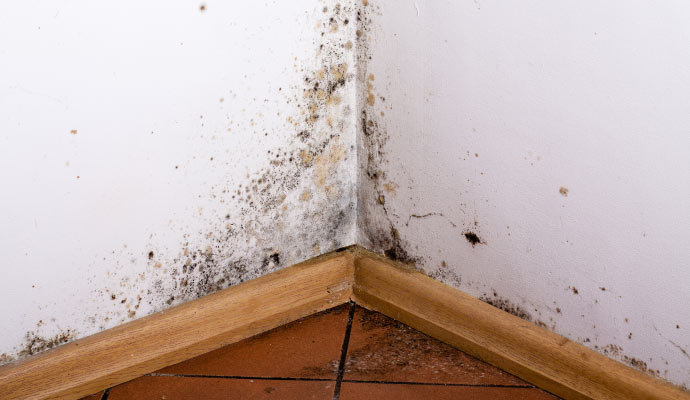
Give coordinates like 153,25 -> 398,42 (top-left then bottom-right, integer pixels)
360,0 -> 690,387
0,0 -> 357,361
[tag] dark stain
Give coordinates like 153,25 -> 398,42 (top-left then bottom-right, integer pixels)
383,228 -> 416,264
18,329 -> 76,357
262,252 -> 281,269
463,231 -> 482,246
480,292 -> 533,322
570,286 -> 579,295
148,251 -> 154,260
199,4 -> 206,11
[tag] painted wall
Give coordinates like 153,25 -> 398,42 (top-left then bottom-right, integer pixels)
0,0 -> 358,363
358,0 -> 690,388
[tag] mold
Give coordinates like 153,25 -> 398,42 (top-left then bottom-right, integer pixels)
463,231 -> 482,246
480,291 -> 533,322
18,329 -> 76,357
559,187 -> 568,196
4,1 -> 360,364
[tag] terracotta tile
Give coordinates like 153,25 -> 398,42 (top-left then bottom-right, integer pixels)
343,306 -> 530,386
78,390 -> 104,400
108,376 -> 334,400
158,304 -> 350,379
340,382 -> 559,400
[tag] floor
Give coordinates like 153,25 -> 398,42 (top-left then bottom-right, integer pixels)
81,303 -> 559,399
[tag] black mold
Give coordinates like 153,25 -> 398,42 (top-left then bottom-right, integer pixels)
18,329 -> 76,357
463,231 -> 482,246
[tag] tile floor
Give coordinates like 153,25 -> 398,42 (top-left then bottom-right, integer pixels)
81,303 -> 559,399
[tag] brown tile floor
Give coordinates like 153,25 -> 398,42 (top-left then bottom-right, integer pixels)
82,303 -> 559,400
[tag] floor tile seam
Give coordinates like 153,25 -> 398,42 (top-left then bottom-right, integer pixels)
332,301 -> 356,400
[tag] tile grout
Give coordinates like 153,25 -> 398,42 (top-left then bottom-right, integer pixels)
332,301 -> 356,400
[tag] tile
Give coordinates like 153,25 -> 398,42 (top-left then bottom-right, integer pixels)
343,306 -> 530,386
108,376 -> 334,400
158,304 -> 349,379
78,390 -> 104,400
339,382 -> 559,400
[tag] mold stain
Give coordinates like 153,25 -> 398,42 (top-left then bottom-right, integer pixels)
3,1 -> 360,364
480,291 -> 533,322
559,187 -> 568,197
463,231 -> 482,246
18,329 -> 76,357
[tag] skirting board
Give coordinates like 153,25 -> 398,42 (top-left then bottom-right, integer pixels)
1,246 -> 688,400
352,250 -> 689,400
0,250 -> 354,400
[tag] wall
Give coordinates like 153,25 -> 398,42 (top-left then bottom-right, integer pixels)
358,0 -> 690,389
0,0 -> 358,364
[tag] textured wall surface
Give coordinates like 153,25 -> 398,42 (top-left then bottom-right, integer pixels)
358,0 -> 690,388
0,0 -> 358,364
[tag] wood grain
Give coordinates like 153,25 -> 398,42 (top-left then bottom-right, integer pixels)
351,250 -> 689,400
0,250 -> 354,400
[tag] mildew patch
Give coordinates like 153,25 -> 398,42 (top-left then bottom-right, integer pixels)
480,291 -> 533,322
463,231 -> 482,246
2,1 -> 358,365
354,1 -> 419,266
18,329 -> 76,357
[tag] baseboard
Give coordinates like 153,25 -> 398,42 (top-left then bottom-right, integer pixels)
351,249 -> 689,400
1,246 -> 687,400
0,250 -> 354,400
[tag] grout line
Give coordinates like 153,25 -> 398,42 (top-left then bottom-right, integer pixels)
100,388 -> 110,400
342,379 -> 536,388
332,301 -> 356,400
148,373 -> 335,382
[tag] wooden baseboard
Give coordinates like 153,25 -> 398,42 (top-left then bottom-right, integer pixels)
1,246 -> 687,400
0,250 -> 354,400
351,249 -> 689,400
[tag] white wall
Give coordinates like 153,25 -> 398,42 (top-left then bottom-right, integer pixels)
0,0 -> 358,363
358,0 -> 690,388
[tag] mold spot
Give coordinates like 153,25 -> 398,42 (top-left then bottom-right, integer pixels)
480,292 -> 532,322
148,251 -> 154,260
559,187 -> 569,197
69,129 -> 77,135
18,330 -> 76,357
199,3 -> 206,11
569,286 -> 579,295
0,353 -> 16,365
463,231 -> 482,246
